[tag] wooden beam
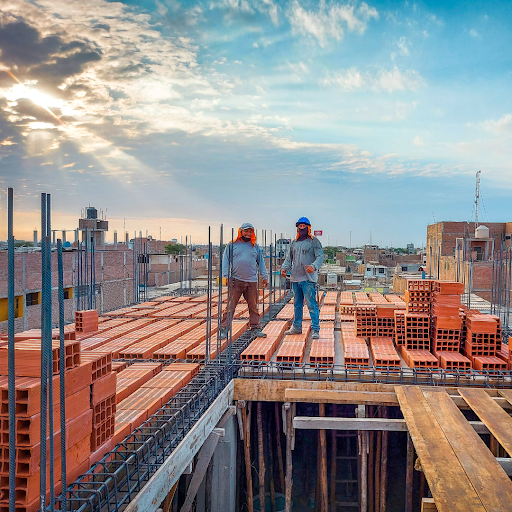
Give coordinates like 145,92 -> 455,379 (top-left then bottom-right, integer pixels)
124,381 -> 234,512
284,388 -> 398,406
234,379 -> 512,410
292,416 -> 490,434
421,498 -> 438,512
179,428 -> 225,512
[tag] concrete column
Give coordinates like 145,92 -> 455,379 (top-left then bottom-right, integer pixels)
33,230 -> 38,245
114,230 -> 118,249
74,229 -> 79,242
62,230 -> 66,244
125,232 -> 129,245
52,230 -> 56,246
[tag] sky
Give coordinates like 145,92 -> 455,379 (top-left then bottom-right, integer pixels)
0,0 -> 511,247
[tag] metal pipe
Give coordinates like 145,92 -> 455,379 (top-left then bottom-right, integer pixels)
7,188 -> 16,512
216,224 -> 224,364
206,227 -> 212,363
57,239 -> 67,511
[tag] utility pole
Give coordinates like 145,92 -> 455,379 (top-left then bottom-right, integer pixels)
475,170 -> 481,228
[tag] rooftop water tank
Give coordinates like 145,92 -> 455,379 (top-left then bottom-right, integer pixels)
475,225 -> 490,239
86,207 -> 98,220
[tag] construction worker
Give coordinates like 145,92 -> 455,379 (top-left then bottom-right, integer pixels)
221,222 -> 268,338
280,217 -> 324,339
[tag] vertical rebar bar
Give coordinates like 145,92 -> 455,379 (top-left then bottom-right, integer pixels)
47,194 -> 56,512
40,193 -> 48,511
216,224 -> 224,363
227,228 -> 234,363
206,227 -> 212,363
57,239 -> 67,511
7,188 -> 16,512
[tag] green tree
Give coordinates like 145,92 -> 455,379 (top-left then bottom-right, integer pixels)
323,246 -> 339,261
165,243 -> 186,255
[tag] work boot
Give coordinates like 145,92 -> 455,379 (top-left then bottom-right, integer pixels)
311,331 -> 320,339
285,326 -> 302,335
250,327 -> 267,338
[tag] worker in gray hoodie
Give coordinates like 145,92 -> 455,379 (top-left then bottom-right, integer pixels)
221,222 -> 268,338
280,217 -> 324,338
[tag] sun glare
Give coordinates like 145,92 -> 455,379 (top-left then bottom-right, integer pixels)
5,83 -> 63,110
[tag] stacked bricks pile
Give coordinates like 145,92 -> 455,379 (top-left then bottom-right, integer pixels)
341,322 -> 369,368
404,279 -> 432,314
75,310 -> 99,334
323,292 -> 338,306
113,363 -> 200,448
339,292 -> 355,322
275,322 -> 311,363
241,321 -> 289,361
309,322 -> 335,367
0,309 -> 121,511
354,304 -> 377,338
497,340 -> 512,370
369,337 -> 401,370
462,311 -> 506,373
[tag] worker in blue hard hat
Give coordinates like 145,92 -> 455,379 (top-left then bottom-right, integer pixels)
220,222 -> 268,339
280,217 -> 324,338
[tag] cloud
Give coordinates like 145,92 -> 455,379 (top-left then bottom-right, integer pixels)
412,136 -> 424,146
469,29 -> 480,38
209,0 -> 279,25
323,66 -> 424,93
287,0 -> 378,47
479,114 -> 512,133
322,67 -> 365,92
396,36 -> 410,56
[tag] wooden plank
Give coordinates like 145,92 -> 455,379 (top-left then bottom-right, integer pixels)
423,388 -> 512,511
421,498 -> 438,512
294,417 -> 407,431
459,388 -> 512,457
395,386 -> 485,512
498,388 -> 512,407
285,388 -> 398,406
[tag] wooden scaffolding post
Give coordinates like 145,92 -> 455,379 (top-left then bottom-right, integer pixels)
374,410 -> 381,512
239,400 -> 254,512
379,406 -> 388,512
405,432 -> 414,512
284,402 -> 293,512
267,406 -> 276,512
368,405 -> 374,512
357,404 -> 368,512
275,402 -> 285,494
319,403 -> 328,512
330,404 -> 337,512
257,402 -> 266,512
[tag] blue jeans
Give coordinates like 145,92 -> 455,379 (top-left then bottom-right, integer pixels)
292,281 -> 320,332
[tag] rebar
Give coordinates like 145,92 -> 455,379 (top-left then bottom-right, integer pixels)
7,187 -> 16,512
57,239 -> 68,510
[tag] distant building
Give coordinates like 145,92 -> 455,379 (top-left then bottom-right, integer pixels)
407,243 -> 415,254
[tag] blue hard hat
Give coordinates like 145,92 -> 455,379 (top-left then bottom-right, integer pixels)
296,217 -> 310,226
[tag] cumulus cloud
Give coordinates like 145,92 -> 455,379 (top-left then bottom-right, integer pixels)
469,29 -> 480,38
479,114 -> 512,133
323,66 -> 424,93
412,136 -> 424,146
287,0 -> 378,47
209,0 -> 279,25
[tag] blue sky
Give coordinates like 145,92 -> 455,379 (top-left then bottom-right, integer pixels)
0,0 -> 511,246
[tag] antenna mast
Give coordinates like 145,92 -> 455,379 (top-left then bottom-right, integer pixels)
474,170 -> 481,228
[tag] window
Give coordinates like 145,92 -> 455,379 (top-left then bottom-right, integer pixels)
0,296 -> 23,321
64,287 -> 73,300
26,292 -> 41,306
378,268 -> 385,274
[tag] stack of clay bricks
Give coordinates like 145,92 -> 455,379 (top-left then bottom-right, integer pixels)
400,312 -> 437,371
323,292 -> 338,306
339,292 -> 355,319
119,320 -> 202,359
113,363 -> 199,447
89,360 -> 116,454
341,322 -> 369,368
319,306 -> 336,321
394,310 -> 405,346
369,337 -> 401,369
276,322 -> 311,363
404,279 -> 432,314
0,349 -> 97,511
241,321 -> 289,361
497,340 -> 512,370
186,320 -> 248,360
376,303 -> 397,337
75,310 -> 99,334
354,304 -> 377,338
462,312 -> 506,372
385,294 -> 407,309
276,304 -> 295,321
309,322 -> 335,367
430,281 -> 471,370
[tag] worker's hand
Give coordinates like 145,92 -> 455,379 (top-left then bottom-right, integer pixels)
305,265 -> 315,274
280,269 -> 287,277
261,279 -> 268,289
